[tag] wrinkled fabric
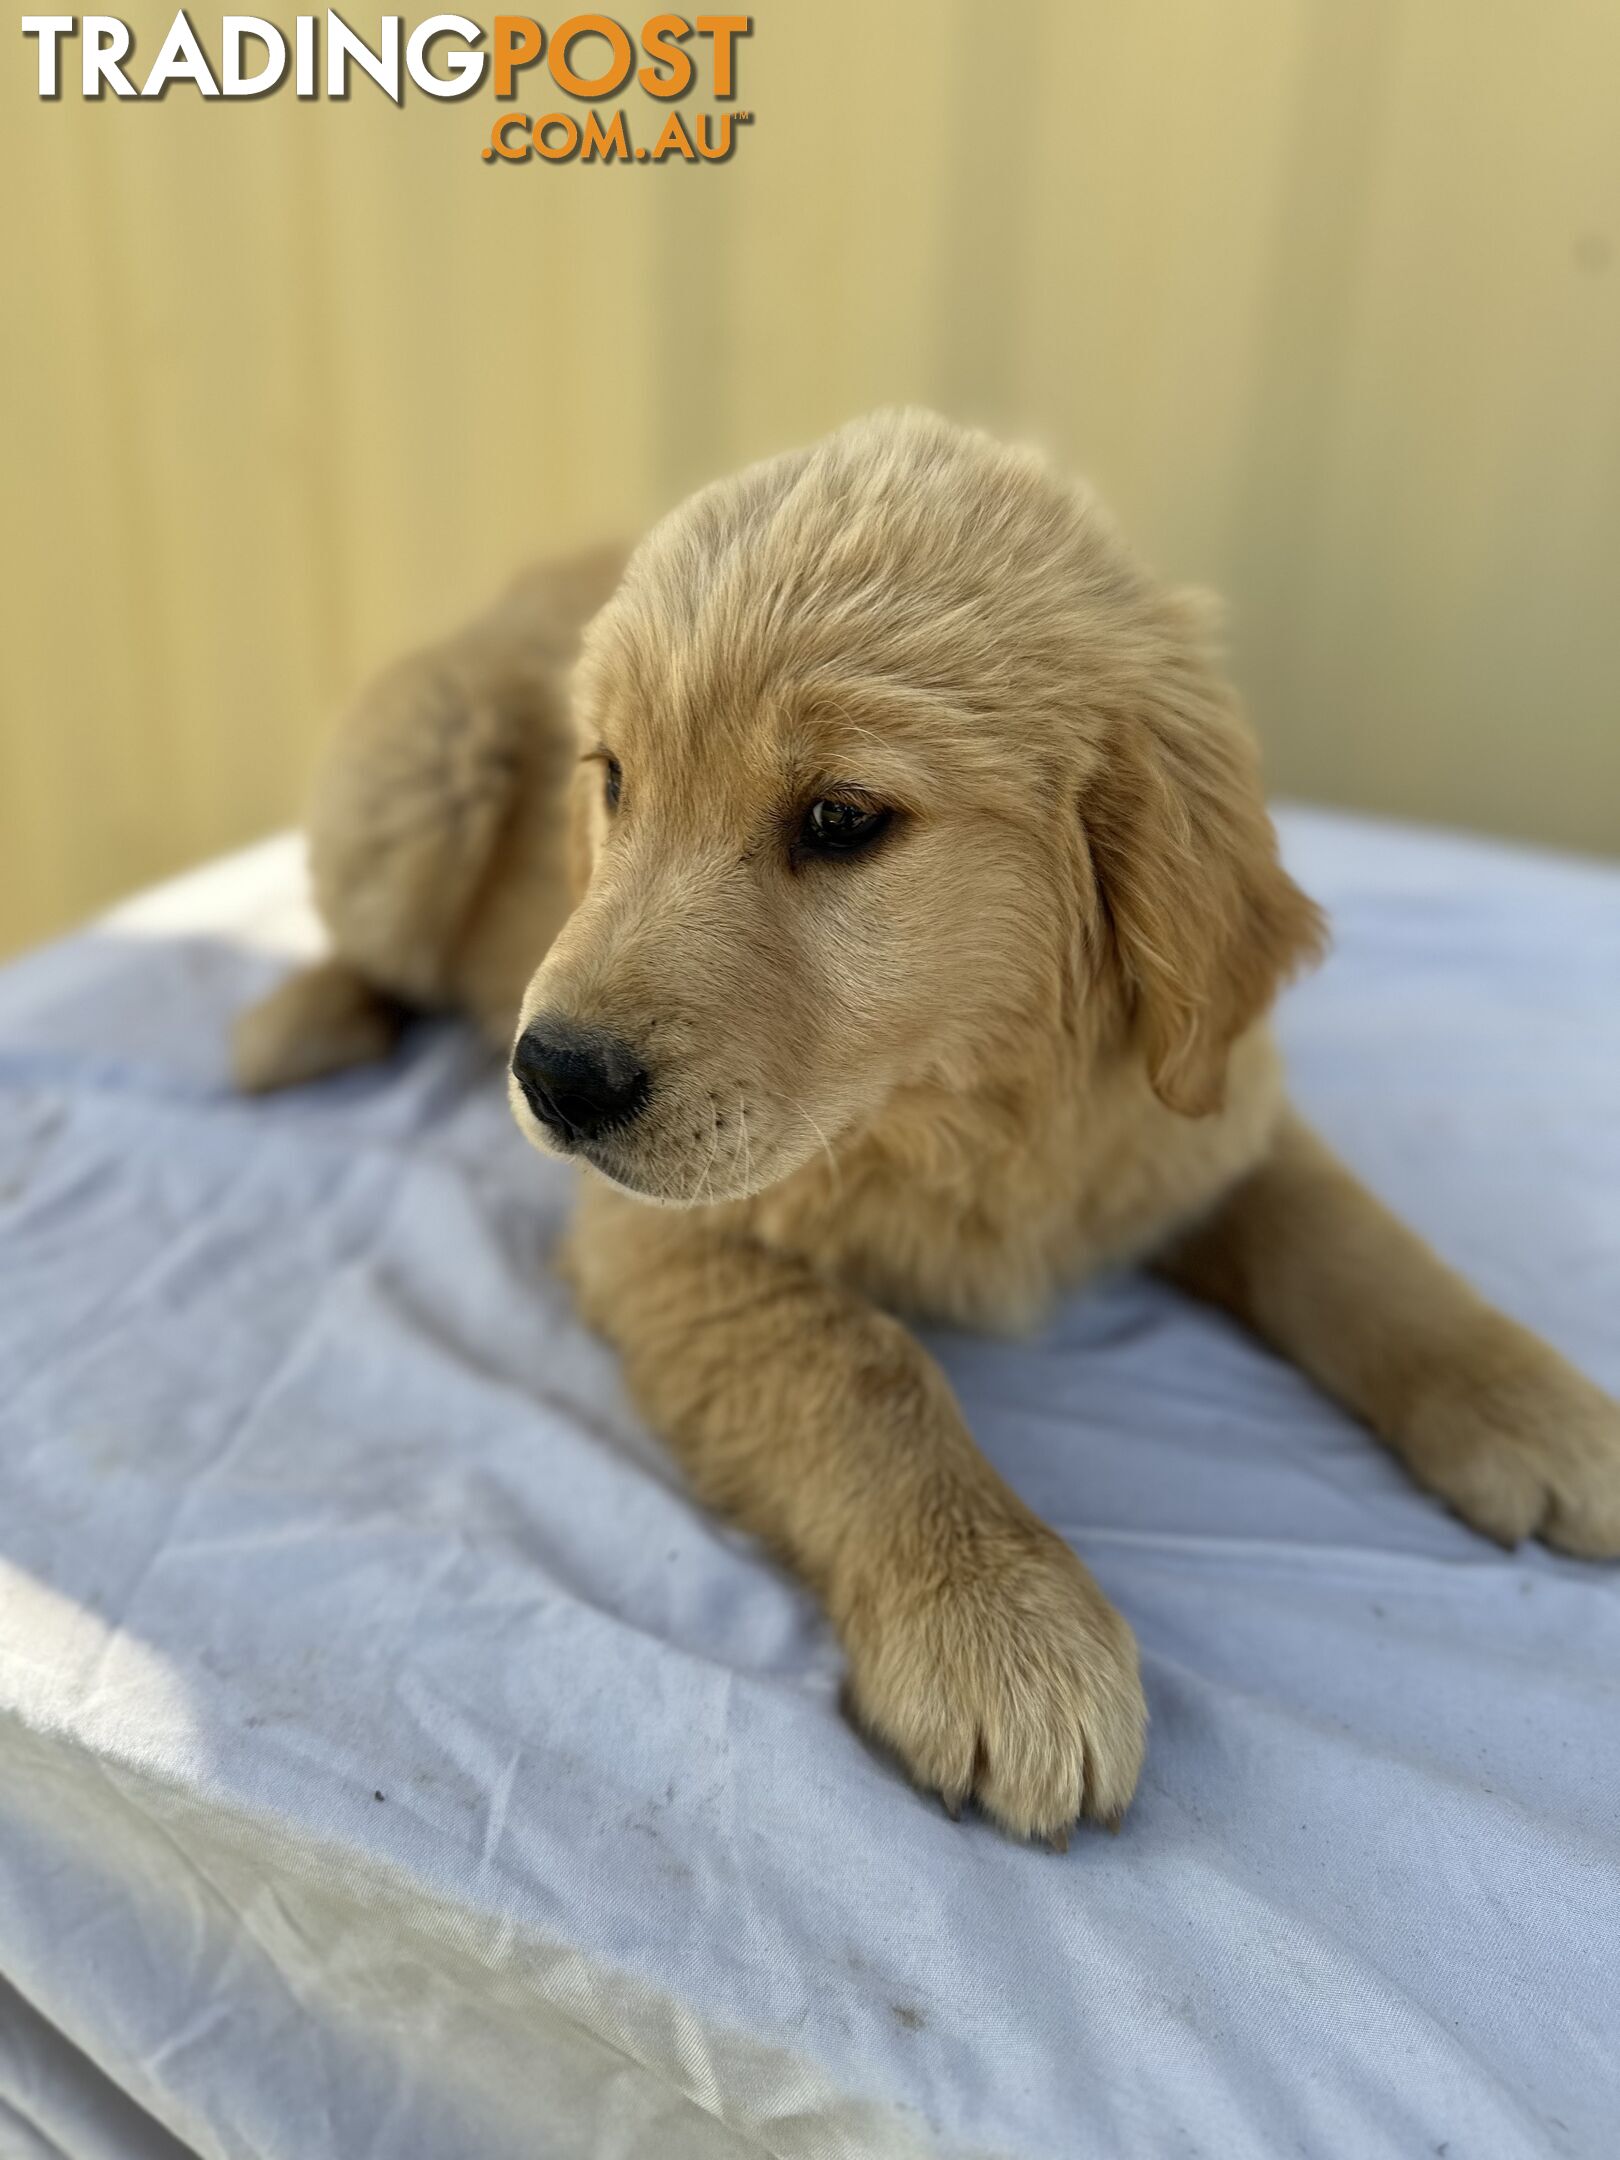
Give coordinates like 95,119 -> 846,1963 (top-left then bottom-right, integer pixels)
0,811 -> 1616,2160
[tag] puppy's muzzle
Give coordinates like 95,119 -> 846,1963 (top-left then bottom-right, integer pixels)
511,1018 -> 650,1144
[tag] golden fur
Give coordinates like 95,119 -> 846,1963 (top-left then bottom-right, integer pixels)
236,412 -> 1620,1843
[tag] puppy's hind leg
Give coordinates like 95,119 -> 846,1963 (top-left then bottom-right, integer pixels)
232,958 -> 404,1094
231,541 -> 631,1093
228,660 -> 525,1096
1159,1109 -> 1620,1556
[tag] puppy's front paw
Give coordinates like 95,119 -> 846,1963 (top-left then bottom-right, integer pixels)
1401,1349 -> 1620,1558
841,1520 -> 1146,1842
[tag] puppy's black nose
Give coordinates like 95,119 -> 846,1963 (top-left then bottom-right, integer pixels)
511,1019 -> 649,1142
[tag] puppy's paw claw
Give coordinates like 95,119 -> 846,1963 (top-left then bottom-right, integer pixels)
842,1520 -> 1146,1845
1403,1359 -> 1620,1559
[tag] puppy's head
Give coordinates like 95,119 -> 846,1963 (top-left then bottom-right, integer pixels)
510,411 -> 1323,1203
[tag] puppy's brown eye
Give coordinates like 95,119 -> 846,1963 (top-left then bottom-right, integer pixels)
602,757 -> 622,811
802,799 -> 890,855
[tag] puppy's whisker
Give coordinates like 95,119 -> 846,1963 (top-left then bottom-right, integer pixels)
790,1097 -> 841,1192
694,1096 -> 723,1208
735,1102 -> 754,1194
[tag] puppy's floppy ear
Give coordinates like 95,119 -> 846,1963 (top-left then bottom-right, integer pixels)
1084,591 -> 1326,1117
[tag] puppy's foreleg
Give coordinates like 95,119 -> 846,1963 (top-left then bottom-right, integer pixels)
565,1183 -> 1146,1841
1160,1110 -> 1620,1554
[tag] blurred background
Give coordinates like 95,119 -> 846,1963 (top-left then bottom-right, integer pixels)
3,0 -> 1618,956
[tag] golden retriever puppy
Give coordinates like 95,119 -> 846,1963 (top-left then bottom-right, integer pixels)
236,411 -> 1620,1844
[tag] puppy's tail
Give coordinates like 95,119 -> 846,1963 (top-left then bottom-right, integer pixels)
232,957 -> 404,1093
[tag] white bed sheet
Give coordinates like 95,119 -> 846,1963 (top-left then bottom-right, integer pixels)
0,808 -> 1616,2160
